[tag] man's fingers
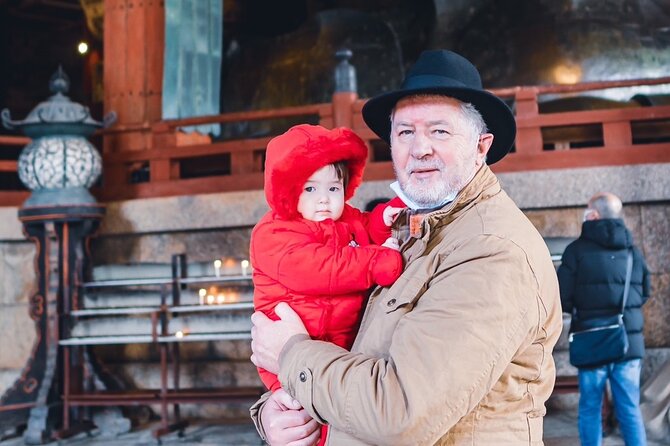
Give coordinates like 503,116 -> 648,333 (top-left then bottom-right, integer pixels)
271,413 -> 319,446
273,388 -> 302,410
274,302 -> 302,325
286,419 -> 320,446
251,310 -> 271,327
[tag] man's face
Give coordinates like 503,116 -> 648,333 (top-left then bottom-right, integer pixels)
297,164 -> 345,222
390,96 -> 492,208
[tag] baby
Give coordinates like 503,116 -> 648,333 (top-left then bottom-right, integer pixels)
250,124 -> 404,445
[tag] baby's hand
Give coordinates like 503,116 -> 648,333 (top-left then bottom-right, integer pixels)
382,237 -> 400,251
383,206 -> 404,226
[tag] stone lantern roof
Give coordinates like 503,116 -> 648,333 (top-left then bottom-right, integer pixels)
1,66 -> 115,138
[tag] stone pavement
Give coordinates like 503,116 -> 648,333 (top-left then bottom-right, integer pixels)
1,409 -> 668,445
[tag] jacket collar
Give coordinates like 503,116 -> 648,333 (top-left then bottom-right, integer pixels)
409,164 -> 500,240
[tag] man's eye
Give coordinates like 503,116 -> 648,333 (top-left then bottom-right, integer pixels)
398,129 -> 413,136
433,129 -> 450,135
304,186 -> 315,192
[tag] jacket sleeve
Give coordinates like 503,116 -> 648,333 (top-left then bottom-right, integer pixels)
277,236 -> 543,445
636,247 -> 651,303
557,243 -> 577,314
349,197 -> 406,245
251,219 -> 403,295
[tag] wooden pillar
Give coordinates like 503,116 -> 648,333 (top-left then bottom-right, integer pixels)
514,87 -> 543,155
103,0 -> 165,155
332,92 -> 358,129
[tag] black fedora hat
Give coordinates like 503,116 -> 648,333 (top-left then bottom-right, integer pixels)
362,50 -> 516,164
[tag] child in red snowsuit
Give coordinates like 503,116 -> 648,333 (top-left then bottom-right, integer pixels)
250,124 -> 404,446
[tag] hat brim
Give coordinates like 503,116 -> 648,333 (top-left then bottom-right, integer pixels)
362,87 -> 516,164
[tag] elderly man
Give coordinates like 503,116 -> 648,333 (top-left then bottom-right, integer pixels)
250,50 -> 562,445
558,192 -> 650,445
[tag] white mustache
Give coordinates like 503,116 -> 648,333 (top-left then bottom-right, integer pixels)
405,160 -> 445,175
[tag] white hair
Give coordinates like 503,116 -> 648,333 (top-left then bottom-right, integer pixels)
389,94 -> 488,139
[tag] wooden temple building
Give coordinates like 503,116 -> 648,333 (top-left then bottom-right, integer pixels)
0,0 -> 669,443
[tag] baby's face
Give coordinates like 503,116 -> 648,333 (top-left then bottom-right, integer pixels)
297,164 -> 345,222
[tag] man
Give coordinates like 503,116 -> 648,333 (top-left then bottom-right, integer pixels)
558,192 -> 650,446
250,49 -> 562,445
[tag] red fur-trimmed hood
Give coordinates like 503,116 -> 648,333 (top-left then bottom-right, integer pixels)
264,124 -> 368,220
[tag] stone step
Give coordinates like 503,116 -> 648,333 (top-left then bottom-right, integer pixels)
71,306 -> 253,339
68,261 -> 256,346
82,287 -> 253,308
90,259 -> 250,282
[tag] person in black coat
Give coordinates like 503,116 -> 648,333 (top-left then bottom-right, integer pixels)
558,192 -> 651,446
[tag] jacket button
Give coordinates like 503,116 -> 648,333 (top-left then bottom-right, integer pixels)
299,371 -> 307,382
387,298 -> 397,306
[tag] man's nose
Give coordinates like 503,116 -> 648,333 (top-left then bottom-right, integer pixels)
410,132 -> 433,158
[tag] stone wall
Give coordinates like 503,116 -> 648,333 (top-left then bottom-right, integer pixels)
0,240 -> 36,395
1,163 -> 669,415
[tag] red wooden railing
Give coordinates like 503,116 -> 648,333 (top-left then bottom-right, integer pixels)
0,135 -> 30,205
1,77 -> 669,206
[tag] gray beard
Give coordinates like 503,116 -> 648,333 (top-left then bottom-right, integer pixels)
398,180 -> 458,208
394,162 -> 466,208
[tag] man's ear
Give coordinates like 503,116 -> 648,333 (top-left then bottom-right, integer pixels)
476,133 -> 494,167
585,208 -> 600,221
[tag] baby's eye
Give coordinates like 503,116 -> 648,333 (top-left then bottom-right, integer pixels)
329,186 -> 341,192
304,186 -> 315,192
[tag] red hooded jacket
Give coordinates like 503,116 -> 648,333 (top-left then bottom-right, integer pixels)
251,125 -> 403,393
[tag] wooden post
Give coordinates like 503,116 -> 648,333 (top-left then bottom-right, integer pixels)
103,0 -> 165,154
332,92 -> 358,129
603,121 -> 632,148
514,87 -> 544,155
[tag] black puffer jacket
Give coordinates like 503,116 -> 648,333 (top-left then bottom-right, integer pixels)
558,218 -> 651,360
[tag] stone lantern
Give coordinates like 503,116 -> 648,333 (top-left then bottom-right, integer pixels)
1,66 -> 115,206
0,67 -> 116,444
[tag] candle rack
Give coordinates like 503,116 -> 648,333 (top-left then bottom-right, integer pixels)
56,253 -> 264,441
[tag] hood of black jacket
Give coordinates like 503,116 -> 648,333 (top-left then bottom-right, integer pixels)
580,218 -> 632,249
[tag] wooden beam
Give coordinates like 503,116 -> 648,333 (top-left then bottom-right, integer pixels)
492,144 -> 670,173
0,160 -> 18,172
0,191 -> 29,206
0,136 -> 30,146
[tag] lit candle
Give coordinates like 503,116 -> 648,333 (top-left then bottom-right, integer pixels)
175,330 -> 184,339
241,259 -> 250,276
214,259 -> 222,277
217,293 -> 226,304
206,294 -> 215,305
198,288 -> 206,305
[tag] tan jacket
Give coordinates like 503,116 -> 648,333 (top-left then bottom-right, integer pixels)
252,165 -> 562,445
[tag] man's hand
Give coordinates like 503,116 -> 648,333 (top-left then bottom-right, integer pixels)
262,389 -> 320,446
251,302 -> 309,374
383,206 -> 404,227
